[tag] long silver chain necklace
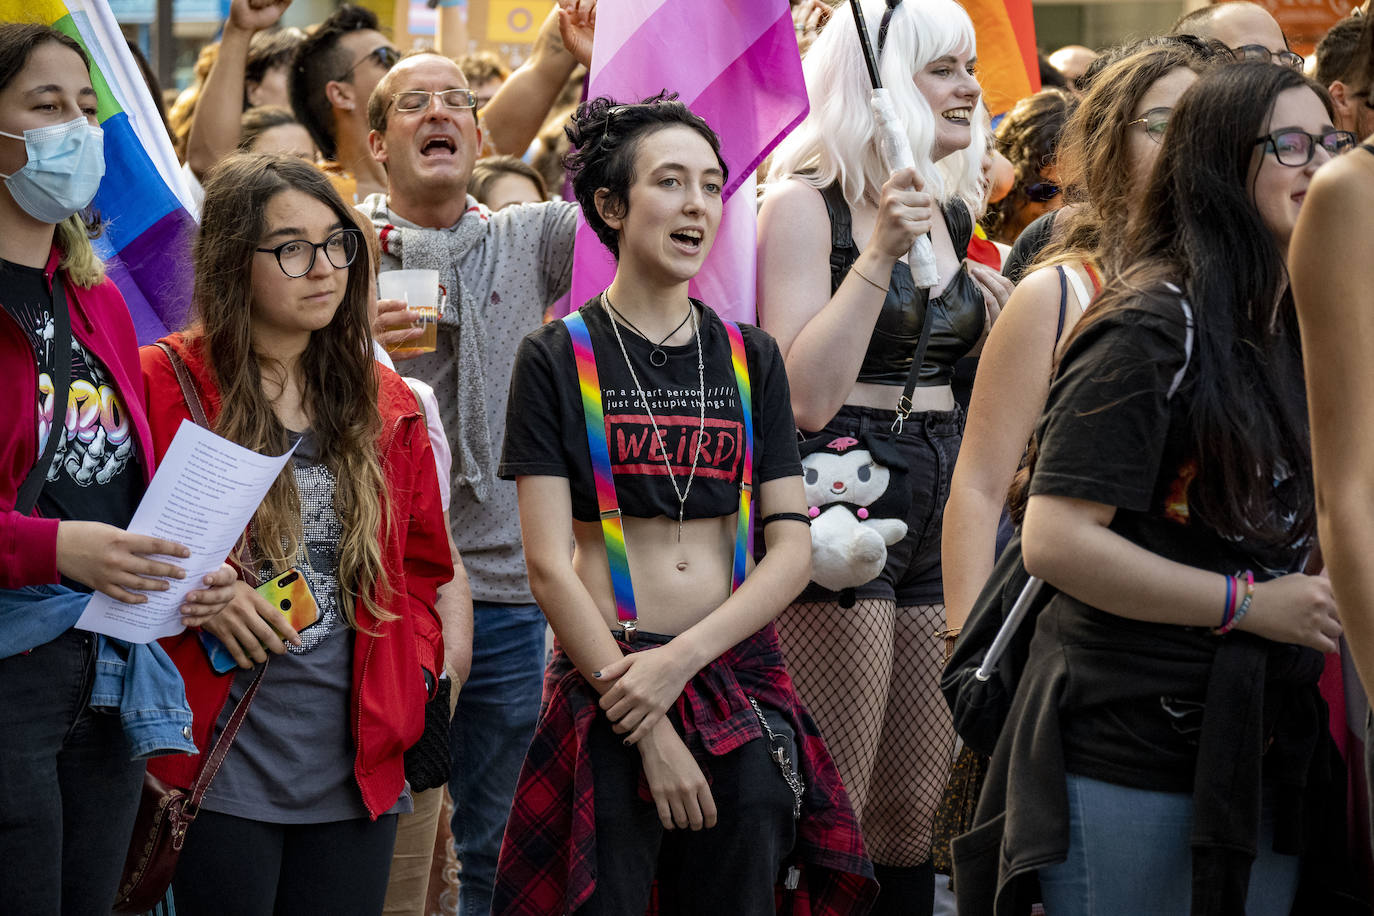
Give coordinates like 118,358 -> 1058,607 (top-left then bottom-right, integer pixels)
602,291 -> 706,540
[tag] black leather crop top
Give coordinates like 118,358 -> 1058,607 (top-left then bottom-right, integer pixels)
822,183 -> 986,386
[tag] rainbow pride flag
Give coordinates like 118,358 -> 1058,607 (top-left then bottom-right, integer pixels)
964,0 -> 1039,116
3,0 -> 198,343
565,0 -> 808,325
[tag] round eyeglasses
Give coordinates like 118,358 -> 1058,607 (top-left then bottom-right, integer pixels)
1229,44 -> 1304,70
390,89 -> 478,113
1254,128 -> 1357,167
255,229 -> 361,278
337,45 -> 400,82
1127,106 -> 1171,143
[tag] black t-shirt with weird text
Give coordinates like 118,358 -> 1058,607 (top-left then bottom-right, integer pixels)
0,259 -> 142,538
500,301 -> 801,522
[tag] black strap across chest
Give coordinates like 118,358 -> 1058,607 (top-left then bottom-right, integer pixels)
16,277 -> 74,516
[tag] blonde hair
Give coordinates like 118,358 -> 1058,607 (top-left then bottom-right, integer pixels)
765,0 -> 986,213
55,214 -> 105,288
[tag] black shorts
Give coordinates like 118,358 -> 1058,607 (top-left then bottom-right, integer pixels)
797,403 -> 963,607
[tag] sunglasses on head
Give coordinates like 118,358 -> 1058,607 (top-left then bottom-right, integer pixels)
338,45 -> 401,82
1025,181 -> 1061,203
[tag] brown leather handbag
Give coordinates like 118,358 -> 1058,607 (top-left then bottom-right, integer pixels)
115,340 -> 262,914
113,664 -> 265,914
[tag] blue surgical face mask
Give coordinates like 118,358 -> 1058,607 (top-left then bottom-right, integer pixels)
0,116 -> 105,224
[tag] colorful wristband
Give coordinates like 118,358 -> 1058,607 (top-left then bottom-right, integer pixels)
1221,574 -> 1235,628
1215,570 -> 1254,636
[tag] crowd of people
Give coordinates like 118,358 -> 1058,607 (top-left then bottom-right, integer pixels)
2,0 -> 1374,913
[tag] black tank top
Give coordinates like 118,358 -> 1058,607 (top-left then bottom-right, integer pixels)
821,183 -> 986,386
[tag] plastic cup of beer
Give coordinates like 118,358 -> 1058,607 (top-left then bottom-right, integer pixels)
378,269 -> 440,356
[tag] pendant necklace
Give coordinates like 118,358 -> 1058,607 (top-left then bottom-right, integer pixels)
602,297 -> 693,367
602,291 -> 706,540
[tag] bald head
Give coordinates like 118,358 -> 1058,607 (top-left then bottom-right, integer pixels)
1172,1 -> 1287,55
1049,45 -> 1098,85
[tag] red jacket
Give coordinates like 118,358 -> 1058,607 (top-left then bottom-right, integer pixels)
142,333 -> 452,818
0,248 -> 156,587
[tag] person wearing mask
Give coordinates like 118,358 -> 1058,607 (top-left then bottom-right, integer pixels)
0,23 -> 235,913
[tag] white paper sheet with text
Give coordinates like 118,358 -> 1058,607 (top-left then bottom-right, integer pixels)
76,419 -> 296,643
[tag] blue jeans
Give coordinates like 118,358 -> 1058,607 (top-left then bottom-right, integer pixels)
0,628 -> 146,915
449,602 -> 546,916
1037,773 -> 1300,916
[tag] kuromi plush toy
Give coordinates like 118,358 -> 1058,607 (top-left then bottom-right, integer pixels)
800,432 -> 909,597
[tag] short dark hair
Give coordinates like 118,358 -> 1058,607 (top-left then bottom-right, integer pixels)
563,92 -> 728,260
456,50 -> 509,87
237,105 -> 300,152
470,154 -> 548,205
289,4 -> 379,160
246,27 -> 304,106
1315,16 -> 1366,86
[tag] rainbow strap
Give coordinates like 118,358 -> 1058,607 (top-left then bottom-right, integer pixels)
563,310 -> 754,633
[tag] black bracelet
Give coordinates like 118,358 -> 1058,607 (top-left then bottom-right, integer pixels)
761,511 -> 812,527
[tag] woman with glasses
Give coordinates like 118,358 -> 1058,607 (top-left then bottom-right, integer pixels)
141,153 -> 452,913
981,88 -> 1077,246
953,62 -> 1360,915
942,43 -> 1215,693
758,0 -> 1013,910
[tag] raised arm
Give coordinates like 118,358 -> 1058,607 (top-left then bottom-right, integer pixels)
1292,147 -> 1374,692
756,171 -> 931,431
185,0 -> 291,180
941,266 -> 1069,628
479,0 -> 594,157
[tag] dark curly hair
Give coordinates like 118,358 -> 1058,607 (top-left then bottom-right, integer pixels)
563,92 -> 727,259
981,88 -> 1077,242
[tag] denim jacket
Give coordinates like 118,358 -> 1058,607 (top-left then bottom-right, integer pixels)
0,585 -> 196,759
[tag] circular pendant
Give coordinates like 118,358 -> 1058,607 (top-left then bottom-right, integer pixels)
649,348 -> 668,368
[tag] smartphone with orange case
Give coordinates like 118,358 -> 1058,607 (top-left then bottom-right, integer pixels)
199,568 -> 321,674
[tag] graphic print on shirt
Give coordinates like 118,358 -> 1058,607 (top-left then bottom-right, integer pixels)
603,384 -> 744,482
8,298 -> 137,487
257,460 -> 345,654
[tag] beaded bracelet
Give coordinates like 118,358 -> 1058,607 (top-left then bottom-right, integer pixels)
1215,570 -> 1255,636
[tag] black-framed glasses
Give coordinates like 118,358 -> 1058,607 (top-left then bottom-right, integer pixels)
1228,44 -> 1304,70
1254,128 -> 1357,166
1025,181 -> 1061,203
1128,106 -> 1171,143
255,229 -> 361,278
389,88 -> 478,113
337,45 -> 400,82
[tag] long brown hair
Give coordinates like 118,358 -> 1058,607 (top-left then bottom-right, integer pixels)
194,153 -> 393,628
1036,44 -> 1215,273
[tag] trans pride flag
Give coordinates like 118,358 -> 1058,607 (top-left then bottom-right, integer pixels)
566,0 -> 808,325
3,0 -> 197,343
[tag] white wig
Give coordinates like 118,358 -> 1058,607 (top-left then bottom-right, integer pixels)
766,0 -> 987,214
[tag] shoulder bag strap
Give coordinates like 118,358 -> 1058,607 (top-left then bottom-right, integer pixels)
723,321 -> 754,592
16,277 -> 74,515
1054,265 -> 1069,345
563,312 -> 638,633
891,293 -> 939,434
154,340 -> 209,428
184,661 -> 268,816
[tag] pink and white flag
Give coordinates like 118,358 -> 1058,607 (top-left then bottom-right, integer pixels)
565,0 -> 808,324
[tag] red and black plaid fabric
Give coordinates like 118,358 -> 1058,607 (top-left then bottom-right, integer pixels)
493,623 -> 877,915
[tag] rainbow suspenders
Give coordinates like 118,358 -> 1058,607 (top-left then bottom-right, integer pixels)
563,309 -> 754,638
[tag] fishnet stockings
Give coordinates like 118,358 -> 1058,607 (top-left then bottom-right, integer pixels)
776,600 -> 956,867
